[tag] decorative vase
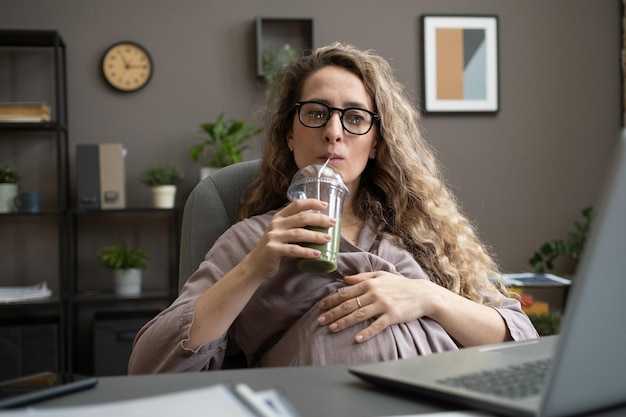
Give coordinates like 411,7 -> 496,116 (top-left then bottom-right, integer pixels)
151,185 -> 176,208
0,183 -> 18,213
114,268 -> 142,296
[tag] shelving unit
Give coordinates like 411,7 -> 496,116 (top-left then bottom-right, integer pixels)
255,16 -> 314,77
0,29 -> 69,380
68,208 -> 181,376
0,30 -> 183,377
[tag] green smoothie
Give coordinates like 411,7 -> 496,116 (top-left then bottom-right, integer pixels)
297,219 -> 342,273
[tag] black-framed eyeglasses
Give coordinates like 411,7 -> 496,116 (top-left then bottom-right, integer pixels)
294,101 -> 379,135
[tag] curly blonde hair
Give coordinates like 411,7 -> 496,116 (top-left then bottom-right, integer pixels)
240,43 -> 508,304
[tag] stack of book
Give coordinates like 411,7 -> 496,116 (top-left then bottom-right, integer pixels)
0,102 -> 51,122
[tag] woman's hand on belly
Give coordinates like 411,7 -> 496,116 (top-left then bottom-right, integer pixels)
316,271 -> 441,343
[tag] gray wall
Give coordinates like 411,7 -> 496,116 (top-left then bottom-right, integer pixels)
0,0 -> 622,275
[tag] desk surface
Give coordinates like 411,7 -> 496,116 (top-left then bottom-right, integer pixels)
31,365 -> 452,417
30,365 -> 626,417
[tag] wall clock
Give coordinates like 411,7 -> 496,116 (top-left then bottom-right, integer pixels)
101,41 -> 153,92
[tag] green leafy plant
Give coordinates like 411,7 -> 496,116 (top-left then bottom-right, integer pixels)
0,164 -> 20,183
189,114 -> 262,168
528,206 -> 593,274
262,44 -> 298,95
99,243 -> 149,270
139,163 -> 185,186
528,311 -> 562,336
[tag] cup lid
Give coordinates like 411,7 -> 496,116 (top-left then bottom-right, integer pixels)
287,163 -> 349,200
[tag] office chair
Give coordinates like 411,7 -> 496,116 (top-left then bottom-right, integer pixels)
178,159 -> 261,368
178,159 -> 261,290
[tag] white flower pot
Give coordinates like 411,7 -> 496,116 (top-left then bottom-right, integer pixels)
200,167 -> 219,182
151,185 -> 177,208
114,268 -> 142,296
0,183 -> 18,213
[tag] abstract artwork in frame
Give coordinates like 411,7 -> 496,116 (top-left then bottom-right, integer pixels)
421,15 -> 499,114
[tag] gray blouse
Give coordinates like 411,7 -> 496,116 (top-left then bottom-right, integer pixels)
129,212 -> 539,373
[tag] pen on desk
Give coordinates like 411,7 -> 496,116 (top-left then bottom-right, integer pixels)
234,383 -> 279,417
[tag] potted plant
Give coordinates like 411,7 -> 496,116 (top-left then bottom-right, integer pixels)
528,206 -> 593,275
262,44 -> 298,96
100,242 -> 149,296
0,164 -> 20,213
189,114 -> 262,181
139,162 -> 185,209
524,206 -> 594,336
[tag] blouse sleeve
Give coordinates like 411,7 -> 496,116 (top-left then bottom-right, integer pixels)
127,262 -> 229,373
492,296 -> 540,340
375,234 -> 539,342
128,217 -> 266,374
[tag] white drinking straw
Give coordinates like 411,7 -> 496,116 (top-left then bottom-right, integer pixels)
318,157 -> 331,200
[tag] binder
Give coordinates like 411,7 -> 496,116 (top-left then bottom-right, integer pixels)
76,144 -> 100,210
75,143 -> 126,210
98,143 -> 126,209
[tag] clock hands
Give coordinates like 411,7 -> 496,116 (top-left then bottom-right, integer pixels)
117,49 -> 130,67
116,48 -> 148,71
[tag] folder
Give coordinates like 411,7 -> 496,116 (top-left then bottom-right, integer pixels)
76,143 -> 126,210
98,143 -> 126,209
76,144 -> 101,210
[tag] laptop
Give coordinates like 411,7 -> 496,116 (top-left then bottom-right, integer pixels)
350,129 -> 626,417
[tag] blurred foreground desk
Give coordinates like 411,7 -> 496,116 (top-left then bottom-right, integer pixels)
27,364 -> 626,417
28,365 -> 449,417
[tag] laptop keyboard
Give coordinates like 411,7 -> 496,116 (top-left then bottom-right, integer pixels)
437,359 -> 552,400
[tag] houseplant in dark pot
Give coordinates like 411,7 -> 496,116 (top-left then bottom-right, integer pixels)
139,162 -> 185,208
189,114 -> 262,181
0,164 -> 20,213
100,242 -> 149,296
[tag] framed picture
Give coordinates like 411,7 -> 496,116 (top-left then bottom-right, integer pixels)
421,15 -> 499,114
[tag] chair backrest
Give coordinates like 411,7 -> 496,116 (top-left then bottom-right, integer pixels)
178,159 -> 261,290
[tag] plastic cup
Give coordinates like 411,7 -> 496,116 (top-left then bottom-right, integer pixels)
287,163 -> 349,273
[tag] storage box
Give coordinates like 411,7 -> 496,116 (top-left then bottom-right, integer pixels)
93,310 -> 158,376
0,318 -> 58,381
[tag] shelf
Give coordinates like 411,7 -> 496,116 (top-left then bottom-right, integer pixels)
71,207 -> 182,215
0,295 -> 61,309
0,29 -> 65,48
70,208 -> 181,297
72,290 -> 177,303
255,16 -> 314,77
0,296 -> 63,327
0,122 -> 67,132
0,29 -> 69,380
0,210 -> 64,217
1,29 -> 182,378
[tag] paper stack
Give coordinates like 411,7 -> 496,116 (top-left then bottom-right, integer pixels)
0,383 -> 300,417
502,273 -> 571,287
0,103 -> 51,122
0,282 -> 52,303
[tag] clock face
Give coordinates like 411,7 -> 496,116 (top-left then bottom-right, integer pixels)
101,41 -> 153,92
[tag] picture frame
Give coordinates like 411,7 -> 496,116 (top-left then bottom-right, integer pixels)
421,15 -> 499,114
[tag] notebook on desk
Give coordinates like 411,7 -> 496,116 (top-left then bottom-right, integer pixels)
350,130 -> 626,417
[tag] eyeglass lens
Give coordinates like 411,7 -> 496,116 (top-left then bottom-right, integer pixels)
297,102 -> 376,135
